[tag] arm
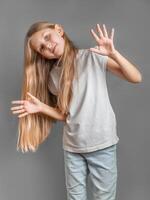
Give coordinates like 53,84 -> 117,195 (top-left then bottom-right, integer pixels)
39,102 -> 67,122
107,50 -> 142,83
11,92 -> 67,120
89,24 -> 142,83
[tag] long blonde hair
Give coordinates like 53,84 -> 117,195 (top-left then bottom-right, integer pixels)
17,21 -> 79,153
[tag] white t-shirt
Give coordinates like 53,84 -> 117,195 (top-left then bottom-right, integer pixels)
48,49 -> 119,153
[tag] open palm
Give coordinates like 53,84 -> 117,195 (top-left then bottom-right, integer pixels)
11,92 -> 42,118
89,24 -> 116,56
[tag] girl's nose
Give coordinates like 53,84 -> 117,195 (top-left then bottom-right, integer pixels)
46,42 -> 52,50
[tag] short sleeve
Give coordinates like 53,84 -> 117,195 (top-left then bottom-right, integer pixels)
90,50 -> 108,73
48,73 -> 59,96
101,54 -> 108,72
48,66 -> 62,96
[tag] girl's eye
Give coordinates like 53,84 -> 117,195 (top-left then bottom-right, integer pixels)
40,45 -> 45,52
44,34 -> 50,41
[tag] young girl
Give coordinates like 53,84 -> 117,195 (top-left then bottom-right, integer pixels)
10,21 -> 142,200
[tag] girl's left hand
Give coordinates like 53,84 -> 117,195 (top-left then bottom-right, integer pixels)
89,24 -> 117,57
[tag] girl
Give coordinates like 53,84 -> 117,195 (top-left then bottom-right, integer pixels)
10,21 -> 142,200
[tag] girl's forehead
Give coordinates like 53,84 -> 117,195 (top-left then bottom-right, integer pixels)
30,28 -> 51,49
32,28 -> 53,39
37,28 -> 52,36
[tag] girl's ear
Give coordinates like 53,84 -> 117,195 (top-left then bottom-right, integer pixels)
55,24 -> 64,36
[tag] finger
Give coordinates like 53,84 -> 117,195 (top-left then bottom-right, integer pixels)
97,24 -> 104,38
103,24 -> 109,38
12,109 -> 25,114
11,100 -> 25,104
90,29 -> 100,43
110,28 -> 114,40
18,112 -> 29,118
89,46 -> 101,54
11,105 -> 24,111
27,92 -> 37,101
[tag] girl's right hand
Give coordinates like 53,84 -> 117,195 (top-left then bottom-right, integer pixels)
10,92 -> 43,118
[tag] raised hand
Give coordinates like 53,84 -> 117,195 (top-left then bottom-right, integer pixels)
10,92 -> 43,118
89,24 -> 116,56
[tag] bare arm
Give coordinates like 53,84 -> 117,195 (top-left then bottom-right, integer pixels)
11,92 -> 67,121
39,102 -> 67,122
107,50 -> 142,83
89,24 -> 142,83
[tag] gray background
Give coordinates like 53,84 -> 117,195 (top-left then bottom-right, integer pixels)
0,0 -> 149,199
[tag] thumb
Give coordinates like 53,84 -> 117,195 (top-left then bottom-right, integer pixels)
27,92 -> 39,102
89,46 -> 100,54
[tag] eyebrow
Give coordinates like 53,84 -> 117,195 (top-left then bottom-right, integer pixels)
38,32 -> 44,52
38,31 -> 48,52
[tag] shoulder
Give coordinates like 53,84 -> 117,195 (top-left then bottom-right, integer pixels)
76,48 -> 89,57
76,48 -> 95,61
77,48 -> 108,70
77,48 -> 107,60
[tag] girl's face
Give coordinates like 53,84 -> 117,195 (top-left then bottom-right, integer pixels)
30,25 -> 65,60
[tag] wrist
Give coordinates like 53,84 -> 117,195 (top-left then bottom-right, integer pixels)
38,102 -> 45,113
109,49 -> 119,59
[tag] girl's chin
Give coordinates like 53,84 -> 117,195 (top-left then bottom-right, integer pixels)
54,45 -> 64,56
47,54 -> 60,60
54,51 -> 63,58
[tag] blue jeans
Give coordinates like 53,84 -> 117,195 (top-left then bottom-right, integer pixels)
63,144 -> 117,200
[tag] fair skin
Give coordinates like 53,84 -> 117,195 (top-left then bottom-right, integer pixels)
30,24 -> 65,60
10,23 -> 142,121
